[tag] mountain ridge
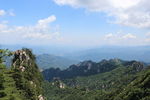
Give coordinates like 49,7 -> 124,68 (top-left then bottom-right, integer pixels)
42,59 -> 145,81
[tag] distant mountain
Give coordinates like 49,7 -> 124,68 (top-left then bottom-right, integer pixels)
42,59 -> 145,81
65,46 -> 150,63
36,54 -> 78,70
3,53 -> 78,70
2,45 -> 150,63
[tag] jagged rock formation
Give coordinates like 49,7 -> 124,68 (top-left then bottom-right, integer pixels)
123,60 -> 144,72
52,77 -> 66,89
12,48 -> 45,100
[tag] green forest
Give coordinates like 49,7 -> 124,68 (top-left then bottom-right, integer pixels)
0,49 -> 44,100
43,60 -> 150,100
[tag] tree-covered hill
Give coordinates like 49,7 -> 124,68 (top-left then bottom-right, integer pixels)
113,66 -> 150,100
43,64 -> 150,100
0,49 -> 45,100
42,59 -> 145,81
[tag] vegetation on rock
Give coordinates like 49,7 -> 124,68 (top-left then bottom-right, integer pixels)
0,48 -> 45,100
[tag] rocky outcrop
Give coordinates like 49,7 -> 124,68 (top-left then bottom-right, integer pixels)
38,95 -> 45,100
13,49 -> 31,70
12,48 -> 45,100
52,78 -> 66,89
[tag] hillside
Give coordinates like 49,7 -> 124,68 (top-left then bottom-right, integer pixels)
42,59 -> 144,81
43,62 -> 149,100
0,64 -> 26,100
63,66 -> 142,91
1,48 -> 150,100
0,49 -> 45,100
36,54 -> 78,70
113,67 -> 150,100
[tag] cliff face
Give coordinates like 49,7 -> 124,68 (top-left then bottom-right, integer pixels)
12,48 -> 45,100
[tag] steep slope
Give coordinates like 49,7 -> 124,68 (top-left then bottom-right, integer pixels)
0,48 -> 45,100
12,48 -> 45,100
43,64 -> 149,100
0,64 -> 26,100
113,67 -> 150,100
63,66 -> 141,91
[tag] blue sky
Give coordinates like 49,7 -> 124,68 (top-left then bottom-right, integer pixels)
0,0 -> 150,48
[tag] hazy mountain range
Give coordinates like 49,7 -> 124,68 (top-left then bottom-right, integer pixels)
2,45 -> 150,63
64,46 -> 150,63
2,45 -> 150,70
36,54 -> 78,70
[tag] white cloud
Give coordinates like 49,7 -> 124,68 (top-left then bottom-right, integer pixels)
0,9 -> 15,17
103,32 -> 139,45
105,33 -> 113,39
0,15 -> 61,45
54,0 -> 150,28
146,32 -> 150,37
145,32 -> 150,43
37,15 -> 56,28
145,38 -> 150,42
122,33 -> 137,39
104,33 -> 137,40
23,33 -> 52,39
0,10 -> 6,16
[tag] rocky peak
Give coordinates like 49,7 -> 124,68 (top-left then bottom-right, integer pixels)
12,49 -> 32,72
11,48 -> 45,100
77,60 -> 94,66
131,62 -> 144,72
124,61 -> 144,72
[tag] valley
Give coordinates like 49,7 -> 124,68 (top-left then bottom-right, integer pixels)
0,48 -> 150,100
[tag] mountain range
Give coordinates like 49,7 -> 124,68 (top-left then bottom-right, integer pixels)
2,45 -> 150,63
3,53 -> 78,70
36,54 -> 78,70
43,58 -> 150,100
42,59 -> 145,81
1,48 -> 150,100
64,46 -> 150,63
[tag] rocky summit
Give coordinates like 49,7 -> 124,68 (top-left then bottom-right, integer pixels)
0,48 -> 45,100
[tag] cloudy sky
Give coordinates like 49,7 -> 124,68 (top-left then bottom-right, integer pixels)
0,0 -> 150,47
